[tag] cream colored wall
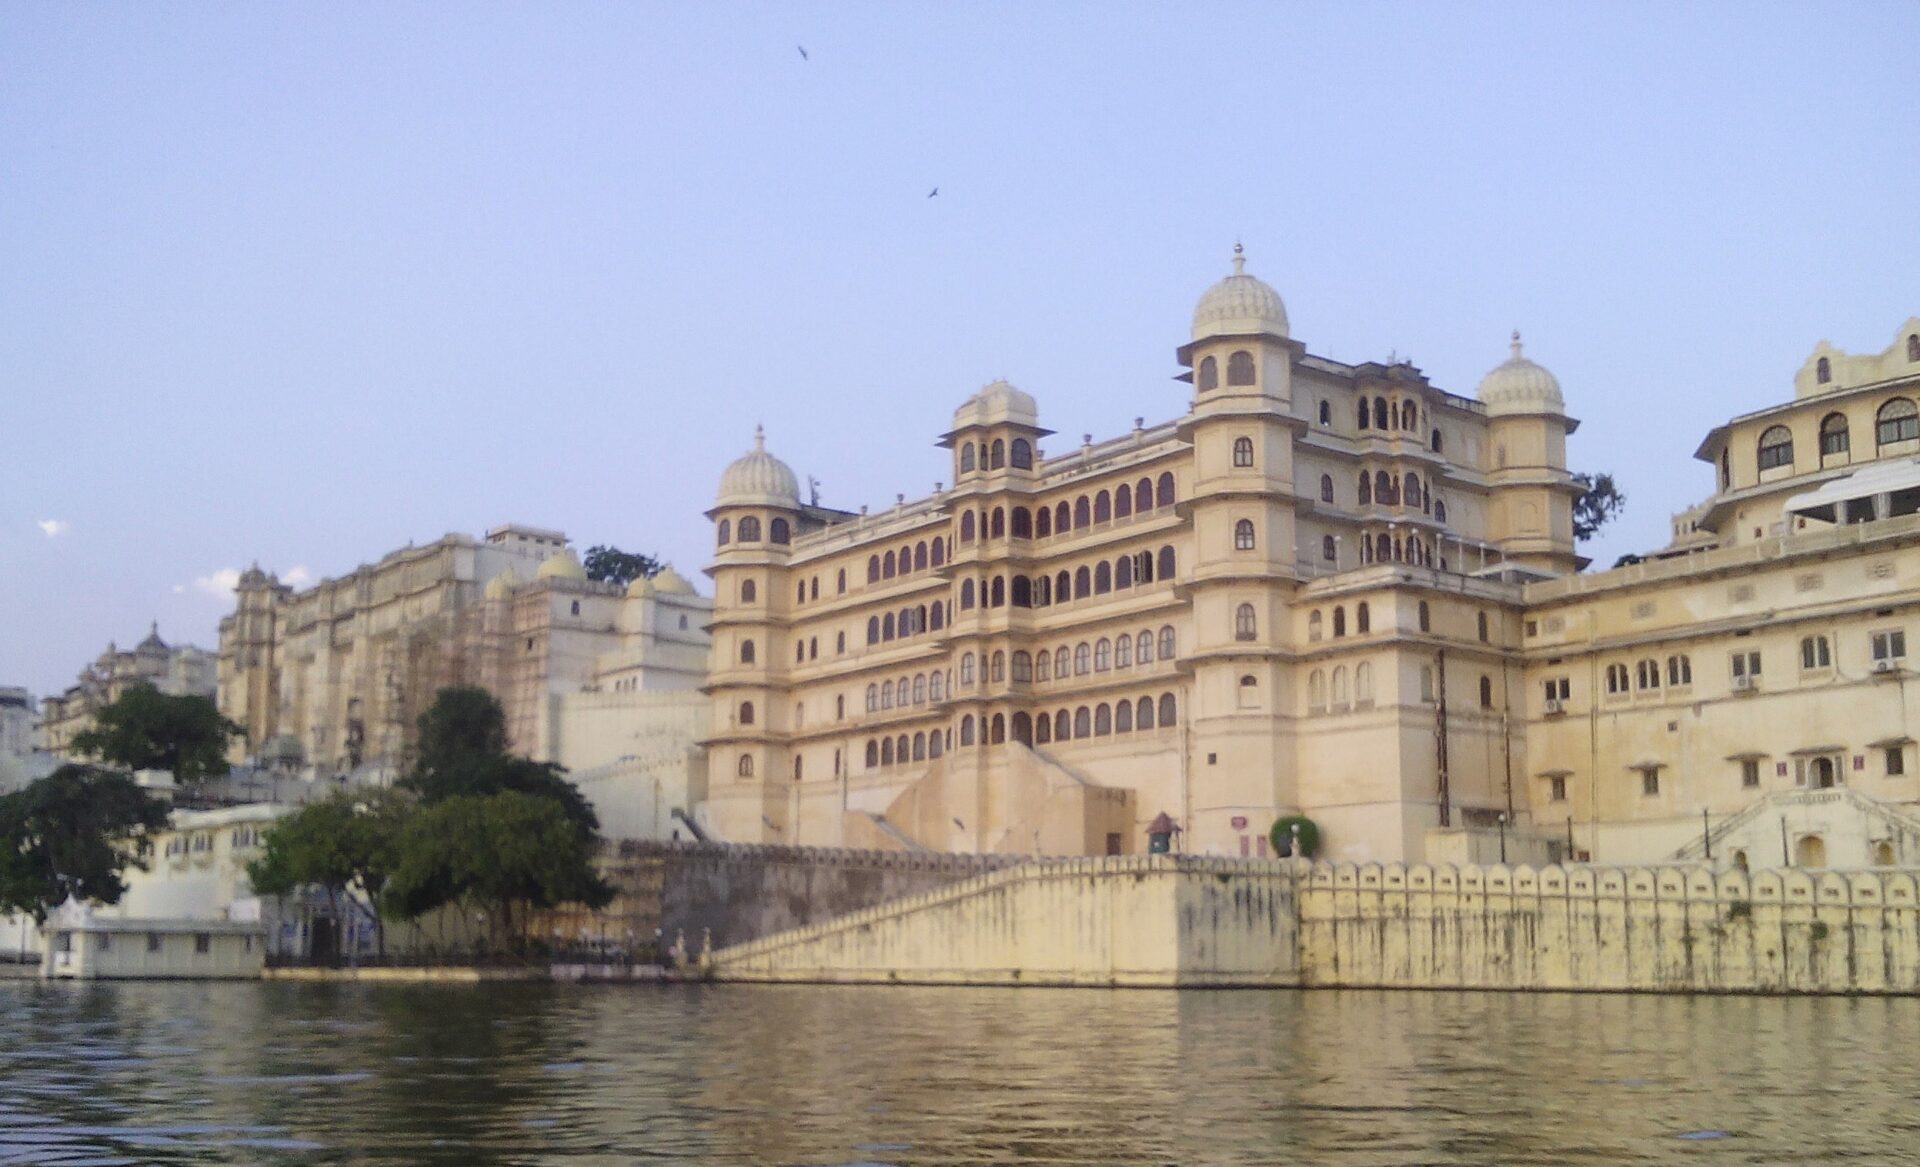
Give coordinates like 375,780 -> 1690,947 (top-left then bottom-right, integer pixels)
552,689 -> 708,841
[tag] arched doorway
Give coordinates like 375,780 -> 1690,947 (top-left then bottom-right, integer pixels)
1732,849 -> 1749,872
1874,841 -> 1896,866
1796,834 -> 1828,868
1809,757 -> 1837,788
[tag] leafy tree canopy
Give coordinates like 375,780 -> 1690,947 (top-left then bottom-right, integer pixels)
247,790 -> 405,905
382,791 -> 613,928
582,545 -> 661,589
70,683 -> 243,783
0,765 -> 171,921
1572,471 -> 1627,542
404,687 -> 599,840
410,685 -> 508,776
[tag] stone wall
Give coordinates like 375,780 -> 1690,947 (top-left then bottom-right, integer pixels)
703,856 -> 1920,996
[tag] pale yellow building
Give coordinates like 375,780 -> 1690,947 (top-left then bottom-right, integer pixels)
38,625 -> 217,756
699,255 -> 1920,867
217,524 -> 712,839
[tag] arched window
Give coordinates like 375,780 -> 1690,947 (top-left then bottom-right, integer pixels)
741,579 -> 757,603
1431,428 -> 1443,453
881,737 -> 894,766
1667,654 -> 1692,686
1136,630 -> 1154,664
1405,473 -> 1422,509
1320,474 -> 1334,503
1817,356 -> 1832,384
960,512 -> 976,543
960,444 -> 976,473
1332,667 -> 1348,707
990,651 -> 1005,682
1011,508 -> 1031,539
1418,601 -> 1430,632
1757,425 -> 1794,471
879,680 -> 894,710
1011,712 -> 1032,745
1308,610 -> 1323,641
1012,576 -> 1032,607
990,439 -> 1006,470
1227,350 -> 1255,386
1116,555 -> 1133,589
1477,611 -> 1490,642
1054,645 -> 1070,678
1878,399 -> 1919,446
867,556 -> 881,584
1136,476 -> 1153,513
736,754 -> 753,778
838,568 -> 848,593
1355,662 -> 1373,705
1115,634 -> 1132,668
1158,692 -> 1177,727
864,740 -> 878,768
1401,400 -> 1417,430
738,516 -> 762,541
1035,714 -> 1052,744
1158,625 -> 1176,660
959,579 -> 975,610
1075,565 -> 1091,598
1197,355 -> 1218,391
1156,472 -> 1176,508
1318,401 -> 1332,425
931,538 -> 946,568
1055,569 -> 1071,602
1055,501 -> 1071,532
911,674 -> 926,705
1135,550 -> 1153,584
1075,496 -> 1091,528
1605,663 -> 1627,694
910,733 -> 924,762
865,617 -> 879,646
1820,412 -> 1850,456
1373,397 -> 1389,430
739,639 -> 755,664
882,612 -> 895,641
1094,704 -> 1112,735
1094,561 -> 1112,594
1333,607 -> 1346,637
990,508 -> 1005,539
1232,437 -> 1254,467
1137,696 -> 1156,730
1074,642 -> 1091,675
716,519 -> 731,545
883,550 -> 896,579
1434,500 -> 1448,524
1375,470 -> 1394,503
1157,545 -> 1175,580
1375,533 -> 1392,562
960,653 -> 976,685
1322,535 -> 1336,562
1089,491 -> 1108,524
1479,676 -> 1493,708
1012,651 -> 1033,682
1035,507 -> 1053,538
1358,474 -> 1372,505
1116,700 -> 1133,732
1800,635 -> 1832,669
738,701 -> 755,725
1308,669 -> 1327,711
1357,400 -> 1370,430
1012,438 -> 1033,468
1235,519 -> 1256,550
1114,483 -> 1132,519
1235,603 -> 1257,641
770,517 -> 791,544
1074,707 -> 1091,738
1356,602 -> 1370,634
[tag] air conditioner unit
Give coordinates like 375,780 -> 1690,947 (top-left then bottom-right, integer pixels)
1732,675 -> 1756,692
1874,659 -> 1899,674
1543,698 -> 1565,715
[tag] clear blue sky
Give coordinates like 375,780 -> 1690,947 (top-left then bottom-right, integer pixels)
3,4 -> 1915,697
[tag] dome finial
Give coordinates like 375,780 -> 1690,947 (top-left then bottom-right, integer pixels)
1511,329 -> 1523,359
1232,240 -> 1246,276
753,424 -> 765,452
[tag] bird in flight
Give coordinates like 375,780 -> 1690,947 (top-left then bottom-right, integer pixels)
797,45 -> 808,60
928,187 -> 939,198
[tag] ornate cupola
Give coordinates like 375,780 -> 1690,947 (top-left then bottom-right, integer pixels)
1177,244 -> 1299,420
940,379 -> 1052,484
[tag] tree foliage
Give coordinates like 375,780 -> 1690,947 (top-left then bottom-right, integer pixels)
403,687 -> 599,841
70,683 -> 244,783
1572,471 -> 1627,542
248,791 -> 406,933
582,545 -> 661,588
382,791 -> 613,935
0,765 -> 171,921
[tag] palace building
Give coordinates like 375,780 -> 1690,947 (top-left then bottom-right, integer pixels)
699,250 -> 1920,866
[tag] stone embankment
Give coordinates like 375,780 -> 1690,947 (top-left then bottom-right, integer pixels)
702,855 -> 1920,996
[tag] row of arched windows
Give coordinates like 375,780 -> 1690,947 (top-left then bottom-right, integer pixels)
1196,351 -> 1256,391
864,694 -> 1183,766
866,670 -> 951,712
1308,602 -> 1374,641
866,539 -> 948,584
866,602 -> 944,645
1359,530 -> 1435,567
957,547 -> 1178,611
1354,469 -> 1431,511
1031,694 -> 1180,744
957,474 -> 1179,544
795,572 -> 850,603
1604,655 -> 1696,694
866,729 -> 949,768
716,515 -> 791,546
957,437 -> 1035,474
1355,395 -> 1421,434
1306,662 -> 1375,711
1014,627 -> 1179,684
1760,399 -> 1920,473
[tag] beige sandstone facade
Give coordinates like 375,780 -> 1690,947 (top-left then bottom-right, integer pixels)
701,253 -> 1920,867
38,625 -> 216,757
217,525 -> 712,839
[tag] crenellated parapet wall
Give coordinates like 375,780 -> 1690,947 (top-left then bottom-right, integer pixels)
703,856 -> 1920,995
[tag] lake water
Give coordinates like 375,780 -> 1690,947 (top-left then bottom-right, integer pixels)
0,980 -> 1915,1165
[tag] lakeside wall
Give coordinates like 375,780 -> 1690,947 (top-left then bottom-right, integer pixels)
704,856 -> 1920,995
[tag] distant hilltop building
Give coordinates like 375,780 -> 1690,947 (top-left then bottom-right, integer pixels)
699,247 -> 1920,868
38,625 -> 216,757
217,524 -> 712,839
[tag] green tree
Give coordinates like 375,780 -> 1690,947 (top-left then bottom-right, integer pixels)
248,790 -> 407,956
404,687 -> 599,840
382,792 -> 613,949
410,685 -> 508,775
0,765 -> 171,921
1572,471 -> 1627,542
70,683 -> 244,783
582,545 -> 661,589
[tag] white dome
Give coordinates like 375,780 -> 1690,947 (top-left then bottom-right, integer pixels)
653,565 -> 697,595
535,549 -> 587,581
1476,331 -> 1565,417
717,426 -> 800,507
951,380 -> 1040,430
624,574 -> 656,599
484,565 -> 521,600
1191,245 -> 1289,342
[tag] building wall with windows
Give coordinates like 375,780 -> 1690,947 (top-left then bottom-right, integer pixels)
699,250 -> 1580,861
37,626 -> 217,757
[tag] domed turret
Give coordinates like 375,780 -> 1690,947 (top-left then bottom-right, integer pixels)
135,622 -> 169,655
484,565 -> 521,600
1477,331 -> 1565,417
625,573 -> 656,599
717,426 -> 800,508
1192,244 -> 1289,343
951,380 -> 1040,430
535,549 -> 587,581
653,565 -> 697,596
